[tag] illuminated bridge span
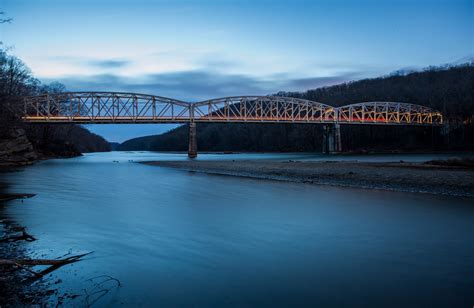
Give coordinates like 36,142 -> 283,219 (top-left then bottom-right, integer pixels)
22,92 -> 443,156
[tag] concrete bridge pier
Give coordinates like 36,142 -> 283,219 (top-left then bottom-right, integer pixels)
188,121 -> 197,158
322,123 -> 342,154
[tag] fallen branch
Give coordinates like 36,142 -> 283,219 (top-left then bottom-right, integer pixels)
15,262 -> 43,278
0,252 -> 94,282
12,252 -> 92,266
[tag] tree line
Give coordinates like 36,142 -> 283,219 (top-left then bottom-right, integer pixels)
0,48 -> 111,160
119,64 -> 474,152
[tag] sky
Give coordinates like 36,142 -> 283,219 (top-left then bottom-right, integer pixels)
1,0 -> 473,142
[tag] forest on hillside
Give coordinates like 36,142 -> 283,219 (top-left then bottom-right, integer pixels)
119,64 -> 474,152
0,47 -> 110,165
277,64 -> 474,118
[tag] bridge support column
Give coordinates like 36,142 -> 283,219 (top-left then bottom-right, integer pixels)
188,121 -> 197,158
322,123 -> 342,154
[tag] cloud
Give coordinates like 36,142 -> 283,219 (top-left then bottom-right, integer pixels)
192,54 -> 241,72
286,76 -> 356,89
41,70 -> 361,102
48,56 -> 131,70
89,59 -> 130,69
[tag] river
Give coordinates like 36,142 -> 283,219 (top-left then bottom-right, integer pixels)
1,152 -> 473,306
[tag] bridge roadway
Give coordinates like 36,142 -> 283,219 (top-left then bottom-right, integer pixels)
22,92 -> 443,157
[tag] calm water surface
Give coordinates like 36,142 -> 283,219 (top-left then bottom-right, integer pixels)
1,152 -> 473,307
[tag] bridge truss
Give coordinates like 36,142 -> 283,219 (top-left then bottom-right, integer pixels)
22,92 -> 442,125
23,92 -> 191,123
21,91 -> 444,156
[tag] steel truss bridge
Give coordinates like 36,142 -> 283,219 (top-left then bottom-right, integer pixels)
22,92 -> 443,156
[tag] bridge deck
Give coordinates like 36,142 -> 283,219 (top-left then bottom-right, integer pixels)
22,116 -> 441,126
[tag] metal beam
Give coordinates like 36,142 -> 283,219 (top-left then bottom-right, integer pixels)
21,92 -> 443,126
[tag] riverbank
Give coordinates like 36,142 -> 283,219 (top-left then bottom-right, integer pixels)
0,195 -> 45,305
143,160 -> 474,198
1,192 -> 92,306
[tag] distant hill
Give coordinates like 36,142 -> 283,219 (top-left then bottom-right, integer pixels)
24,124 -> 111,154
118,64 -> 474,152
277,64 -> 474,118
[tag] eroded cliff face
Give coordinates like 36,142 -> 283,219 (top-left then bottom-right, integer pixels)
0,123 -> 112,167
0,128 -> 37,167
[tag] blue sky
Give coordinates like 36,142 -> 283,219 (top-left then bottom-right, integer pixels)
1,0 -> 472,142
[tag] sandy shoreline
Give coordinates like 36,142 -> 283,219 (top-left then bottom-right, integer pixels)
142,160 -> 474,198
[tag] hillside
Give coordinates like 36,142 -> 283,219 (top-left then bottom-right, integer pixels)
0,49 -> 110,167
118,64 -> 474,152
24,124 -> 111,155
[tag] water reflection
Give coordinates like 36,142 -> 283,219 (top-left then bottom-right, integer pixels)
0,152 -> 473,306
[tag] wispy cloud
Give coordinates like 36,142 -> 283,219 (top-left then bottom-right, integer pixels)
48,55 -> 131,70
41,69 -> 361,102
286,76 -> 355,89
88,59 -> 130,69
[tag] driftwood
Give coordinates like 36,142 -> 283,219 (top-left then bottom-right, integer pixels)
0,252 -> 93,281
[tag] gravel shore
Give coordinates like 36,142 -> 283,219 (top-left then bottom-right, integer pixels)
143,160 -> 474,198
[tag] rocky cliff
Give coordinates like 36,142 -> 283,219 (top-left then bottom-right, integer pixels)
0,128 -> 37,167
0,124 -> 111,168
